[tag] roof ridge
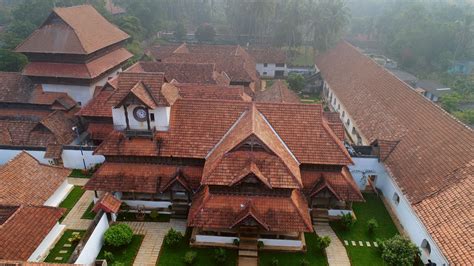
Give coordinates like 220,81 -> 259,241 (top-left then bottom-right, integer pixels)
289,190 -> 313,231
321,117 -> 353,164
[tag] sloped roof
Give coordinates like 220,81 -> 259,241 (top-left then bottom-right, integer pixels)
173,83 -> 251,102
95,100 -> 353,166
255,80 -> 300,103
188,187 -> 312,232
93,192 -> 121,213
0,205 -> 64,260
16,5 -> 129,54
316,41 -> 474,264
0,152 -> 70,205
247,47 -> 287,64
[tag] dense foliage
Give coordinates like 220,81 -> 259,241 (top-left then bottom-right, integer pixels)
213,248 -> 227,264
340,213 -> 356,230
164,228 -> 184,248
367,218 -> 379,234
183,250 -> 197,265
287,73 -> 305,92
104,224 -> 133,247
195,23 -> 216,42
314,235 -> 331,250
379,235 -> 420,266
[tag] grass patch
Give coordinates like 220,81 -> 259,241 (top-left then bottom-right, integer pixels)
68,169 -> 92,178
259,233 -> 328,266
330,193 -> 399,266
44,230 -> 85,263
97,235 -> 144,266
157,230 -> 238,266
81,202 -> 96,220
117,212 -> 171,222
59,186 -> 85,222
284,46 -> 316,66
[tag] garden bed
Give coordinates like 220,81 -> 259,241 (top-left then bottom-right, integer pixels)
117,212 -> 171,222
44,230 -> 85,263
96,235 -> 144,266
59,186 -> 85,221
157,230 -> 238,266
330,193 -> 399,266
259,233 -> 328,266
68,169 -> 92,178
81,202 -> 96,220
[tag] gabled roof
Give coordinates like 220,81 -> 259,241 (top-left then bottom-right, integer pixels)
255,80 -> 300,103
247,47 -> 287,64
230,200 -> 269,230
115,81 -> 158,109
202,104 -> 302,188
230,161 -> 271,189
93,192 -> 121,213
16,5 -> 129,54
0,205 -> 64,260
0,152 -> 70,205
188,188 -> 313,232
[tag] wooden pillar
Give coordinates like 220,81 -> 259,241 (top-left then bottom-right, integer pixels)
123,105 -> 130,130
145,108 -> 151,131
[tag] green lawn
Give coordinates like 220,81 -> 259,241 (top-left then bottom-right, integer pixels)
44,230 -> 85,263
68,169 -> 92,178
117,212 -> 171,222
81,201 -> 96,220
330,193 -> 399,266
157,230 -> 238,266
259,233 -> 328,266
97,235 -> 144,266
59,186 -> 85,222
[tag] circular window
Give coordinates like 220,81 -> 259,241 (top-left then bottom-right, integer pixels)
133,106 -> 148,122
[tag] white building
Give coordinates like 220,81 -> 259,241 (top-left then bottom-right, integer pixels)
248,48 -> 288,78
316,41 -> 474,265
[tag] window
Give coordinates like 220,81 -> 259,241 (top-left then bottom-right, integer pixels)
263,63 -> 268,67
342,111 -> 345,118
150,113 -> 155,122
338,104 -> 341,110
263,71 -> 267,75
346,118 -> 350,126
352,127 -> 356,135
421,239 -> 431,255
392,192 -> 400,205
276,63 -> 285,67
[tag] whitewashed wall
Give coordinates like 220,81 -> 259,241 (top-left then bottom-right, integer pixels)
256,63 -> 288,78
75,213 -> 109,265
112,105 -> 170,131
195,235 -> 237,244
123,200 -> 172,209
258,238 -> 302,248
328,209 -> 353,217
44,180 -> 73,207
0,149 -> 49,165
29,223 -> 65,262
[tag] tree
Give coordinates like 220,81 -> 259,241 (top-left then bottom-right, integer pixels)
0,49 -> 27,71
195,23 -> 216,42
380,235 -> 420,266
164,228 -> 183,248
104,224 -> 133,247
440,93 -> 462,113
287,73 -> 305,92
174,22 -> 186,41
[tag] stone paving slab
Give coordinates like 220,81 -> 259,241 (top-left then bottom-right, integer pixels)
314,223 -> 350,266
67,177 -> 89,186
366,241 -> 371,247
62,190 -> 94,230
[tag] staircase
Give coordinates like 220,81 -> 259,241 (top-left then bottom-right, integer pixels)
312,208 -> 330,224
170,202 -> 189,219
238,237 -> 258,266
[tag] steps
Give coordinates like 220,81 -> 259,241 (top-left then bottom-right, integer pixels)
238,238 -> 258,266
312,208 -> 329,224
239,250 -> 258,257
170,203 -> 189,219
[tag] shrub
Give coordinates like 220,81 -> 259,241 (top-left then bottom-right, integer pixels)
300,258 -> 310,266
150,210 -> 159,221
104,224 -> 133,247
164,228 -> 184,248
367,218 -> 379,234
315,235 -> 331,250
271,257 -> 279,266
213,248 -> 227,264
183,251 -> 197,265
233,238 -> 240,246
380,235 -> 420,266
340,213 -> 355,230
103,251 -> 114,262
257,240 -> 264,249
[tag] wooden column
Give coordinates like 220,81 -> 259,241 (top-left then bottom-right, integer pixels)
145,108 -> 151,130
123,105 -> 130,130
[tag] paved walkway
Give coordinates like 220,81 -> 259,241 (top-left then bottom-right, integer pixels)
123,219 -> 186,266
67,177 -> 89,186
238,256 -> 257,266
62,190 -> 94,230
314,223 -> 350,266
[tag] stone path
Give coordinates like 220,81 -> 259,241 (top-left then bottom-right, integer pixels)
62,190 -> 94,230
238,256 -> 258,266
67,177 -> 89,186
122,219 -> 186,266
344,240 -> 378,248
314,223 -> 350,266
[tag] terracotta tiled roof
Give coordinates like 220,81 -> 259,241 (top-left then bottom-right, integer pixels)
255,80 -> 300,103
0,205 -> 64,260
301,167 -> 364,202
40,111 -> 77,144
203,104 -> 302,188
247,47 -> 287,64
95,100 -> 353,166
86,122 -> 114,140
16,5 -> 129,54
0,72 -> 77,109
188,187 -> 312,232
85,162 -> 202,193
22,48 -> 132,79
76,87 -> 115,117
93,192 -> 121,213
413,161 -> 474,265
0,152 -> 70,205
316,41 -> 474,263
116,81 -> 158,109
323,112 -> 344,141
173,83 -> 251,102
44,143 -> 63,159
0,260 -> 75,266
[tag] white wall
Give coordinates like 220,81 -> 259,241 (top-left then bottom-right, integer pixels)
195,235 -> 237,244
44,180 -> 73,207
328,209 -> 353,217
256,63 -> 287,78
349,157 -> 448,265
61,149 -> 105,169
0,149 -> 49,165
29,223 -> 65,262
112,105 -> 171,131
258,238 -> 302,248
75,213 -> 109,265
123,200 -> 172,209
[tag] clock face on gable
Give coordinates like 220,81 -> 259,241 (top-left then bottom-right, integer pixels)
133,106 -> 148,122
